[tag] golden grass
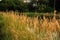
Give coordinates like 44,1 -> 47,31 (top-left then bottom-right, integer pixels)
0,11 -> 60,40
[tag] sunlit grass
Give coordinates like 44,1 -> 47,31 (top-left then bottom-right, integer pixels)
0,11 -> 60,40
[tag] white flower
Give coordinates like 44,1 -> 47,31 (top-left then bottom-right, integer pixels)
24,0 -> 30,3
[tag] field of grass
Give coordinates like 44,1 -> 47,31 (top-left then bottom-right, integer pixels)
0,11 -> 60,40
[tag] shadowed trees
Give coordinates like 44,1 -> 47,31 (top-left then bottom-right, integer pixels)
0,0 -> 60,12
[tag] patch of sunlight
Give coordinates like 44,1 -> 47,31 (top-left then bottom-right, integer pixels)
27,27 -> 34,33
0,0 -> 2,1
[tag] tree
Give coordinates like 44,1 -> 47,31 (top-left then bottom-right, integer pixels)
0,0 -> 57,12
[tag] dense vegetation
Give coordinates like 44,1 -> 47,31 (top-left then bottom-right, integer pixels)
0,0 -> 60,12
0,11 -> 60,40
0,0 -> 60,40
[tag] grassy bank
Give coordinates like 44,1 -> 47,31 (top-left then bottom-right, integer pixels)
0,11 -> 60,40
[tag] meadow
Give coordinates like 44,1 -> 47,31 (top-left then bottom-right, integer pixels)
0,11 -> 60,40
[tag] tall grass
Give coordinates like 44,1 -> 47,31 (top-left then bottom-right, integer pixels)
0,11 -> 60,40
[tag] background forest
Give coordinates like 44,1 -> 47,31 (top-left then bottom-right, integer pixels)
0,0 -> 60,12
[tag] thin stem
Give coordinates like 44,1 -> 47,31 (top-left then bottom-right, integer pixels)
54,0 -> 56,10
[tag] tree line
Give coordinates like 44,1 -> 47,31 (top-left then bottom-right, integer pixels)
0,0 -> 60,12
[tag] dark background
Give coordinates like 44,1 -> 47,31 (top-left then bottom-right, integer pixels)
0,0 -> 60,12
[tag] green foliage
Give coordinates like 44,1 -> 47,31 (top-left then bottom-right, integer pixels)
0,0 -> 56,12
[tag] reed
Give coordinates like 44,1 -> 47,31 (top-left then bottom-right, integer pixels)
0,11 -> 60,40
